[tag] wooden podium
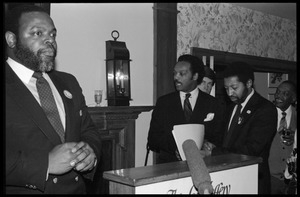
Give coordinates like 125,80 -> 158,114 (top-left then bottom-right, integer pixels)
103,154 -> 262,194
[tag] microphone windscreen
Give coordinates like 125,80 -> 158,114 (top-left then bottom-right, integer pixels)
182,139 -> 213,194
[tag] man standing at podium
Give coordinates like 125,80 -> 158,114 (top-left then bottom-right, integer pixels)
211,62 -> 277,194
147,54 -> 224,164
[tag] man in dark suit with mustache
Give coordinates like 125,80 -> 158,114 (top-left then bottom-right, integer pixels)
212,62 -> 277,194
147,54 -> 224,164
5,4 -> 101,194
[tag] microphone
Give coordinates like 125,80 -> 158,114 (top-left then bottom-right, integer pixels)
182,139 -> 213,194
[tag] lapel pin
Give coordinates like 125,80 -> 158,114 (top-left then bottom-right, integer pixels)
64,90 -> 73,99
238,117 -> 243,124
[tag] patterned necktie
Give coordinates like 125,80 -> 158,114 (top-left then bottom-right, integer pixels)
223,103 -> 242,147
184,93 -> 192,122
278,111 -> 287,132
33,72 -> 65,143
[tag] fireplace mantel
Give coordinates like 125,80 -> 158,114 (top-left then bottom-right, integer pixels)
88,106 -> 154,130
87,106 -> 154,194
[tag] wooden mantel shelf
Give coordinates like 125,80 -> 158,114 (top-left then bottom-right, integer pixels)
88,106 -> 154,130
87,106 -> 154,194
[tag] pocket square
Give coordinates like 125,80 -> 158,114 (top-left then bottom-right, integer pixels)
204,113 -> 214,122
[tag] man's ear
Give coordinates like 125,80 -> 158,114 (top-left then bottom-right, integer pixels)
193,73 -> 199,81
5,31 -> 17,48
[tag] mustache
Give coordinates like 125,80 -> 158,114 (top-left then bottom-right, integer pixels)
39,43 -> 57,57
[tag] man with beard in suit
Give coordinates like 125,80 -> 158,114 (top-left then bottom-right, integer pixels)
5,4 -> 101,194
212,62 -> 277,194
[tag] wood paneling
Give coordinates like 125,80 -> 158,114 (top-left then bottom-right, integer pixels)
153,3 -> 178,100
87,106 -> 153,194
191,47 -> 297,106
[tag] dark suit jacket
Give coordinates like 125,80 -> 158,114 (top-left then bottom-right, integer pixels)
147,89 -> 224,164
5,64 -> 102,194
212,91 -> 277,194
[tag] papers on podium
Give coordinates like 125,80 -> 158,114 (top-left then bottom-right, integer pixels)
172,124 -> 205,160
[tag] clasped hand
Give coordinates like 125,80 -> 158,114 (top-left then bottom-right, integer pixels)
201,140 -> 216,157
48,141 -> 97,175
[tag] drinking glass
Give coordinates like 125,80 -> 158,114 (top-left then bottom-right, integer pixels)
94,90 -> 103,107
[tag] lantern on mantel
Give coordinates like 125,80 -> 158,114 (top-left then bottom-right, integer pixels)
105,30 -> 131,106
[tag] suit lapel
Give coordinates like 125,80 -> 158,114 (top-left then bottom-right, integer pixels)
6,65 -> 62,145
192,90 -> 208,121
227,92 -> 260,147
173,92 -> 186,122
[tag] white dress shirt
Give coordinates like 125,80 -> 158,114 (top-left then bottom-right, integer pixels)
276,105 -> 292,130
6,57 -> 66,130
180,87 -> 199,111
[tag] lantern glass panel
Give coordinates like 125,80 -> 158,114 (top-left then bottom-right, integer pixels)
115,60 -> 129,97
106,60 -> 115,98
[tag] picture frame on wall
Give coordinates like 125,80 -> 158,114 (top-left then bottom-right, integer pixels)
268,73 -> 288,88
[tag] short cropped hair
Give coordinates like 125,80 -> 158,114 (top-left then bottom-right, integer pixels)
223,61 -> 254,85
203,66 -> 216,85
281,80 -> 297,96
177,54 -> 205,84
5,4 -> 48,37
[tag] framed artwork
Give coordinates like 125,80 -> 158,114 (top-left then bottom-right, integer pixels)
268,73 -> 288,88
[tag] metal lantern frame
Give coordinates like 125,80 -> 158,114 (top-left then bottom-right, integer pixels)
105,30 -> 132,106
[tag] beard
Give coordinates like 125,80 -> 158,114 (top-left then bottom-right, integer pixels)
14,42 -> 56,72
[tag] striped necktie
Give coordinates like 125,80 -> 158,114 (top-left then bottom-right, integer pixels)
33,72 -> 65,143
184,93 -> 192,122
278,111 -> 287,132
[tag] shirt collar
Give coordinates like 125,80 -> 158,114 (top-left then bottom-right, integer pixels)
277,105 -> 292,115
6,57 -> 34,85
180,87 -> 199,98
240,88 -> 254,109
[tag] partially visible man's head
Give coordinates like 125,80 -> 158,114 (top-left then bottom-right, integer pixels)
173,54 -> 204,93
5,4 -> 57,72
274,80 -> 297,111
223,62 -> 254,104
198,66 -> 216,94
